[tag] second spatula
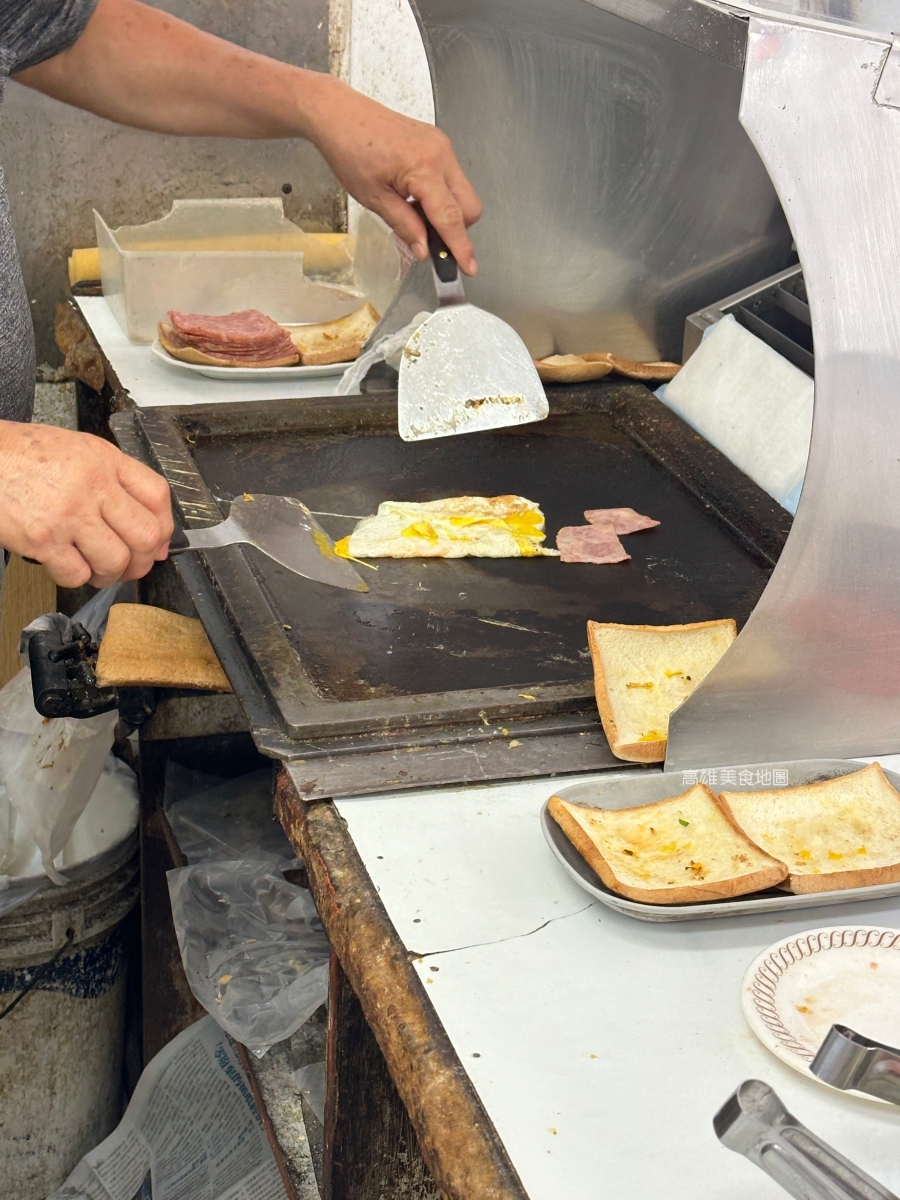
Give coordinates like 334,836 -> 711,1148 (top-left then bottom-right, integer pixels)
397,213 -> 549,441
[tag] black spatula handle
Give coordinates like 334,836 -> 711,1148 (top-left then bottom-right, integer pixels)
414,202 -> 459,284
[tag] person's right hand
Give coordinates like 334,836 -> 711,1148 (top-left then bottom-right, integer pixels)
0,421 -> 173,588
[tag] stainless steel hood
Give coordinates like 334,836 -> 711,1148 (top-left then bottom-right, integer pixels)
666,7 -> 900,766
409,0 -> 794,362
407,0 -> 900,769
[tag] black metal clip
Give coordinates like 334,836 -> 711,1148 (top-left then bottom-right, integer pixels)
27,620 -> 156,726
28,620 -> 117,719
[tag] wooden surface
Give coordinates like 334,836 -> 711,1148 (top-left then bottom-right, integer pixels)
325,953 -> 441,1200
0,555 -> 56,688
275,770 -> 528,1200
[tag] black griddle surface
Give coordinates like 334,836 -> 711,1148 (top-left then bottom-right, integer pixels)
191,410 -> 770,703
122,384 -> 789,749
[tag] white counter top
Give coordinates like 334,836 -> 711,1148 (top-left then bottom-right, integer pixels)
76,296 -> 341,409
332,768 -> 900,1200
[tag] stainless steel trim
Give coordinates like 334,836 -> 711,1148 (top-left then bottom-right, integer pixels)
668,17 -> 900,769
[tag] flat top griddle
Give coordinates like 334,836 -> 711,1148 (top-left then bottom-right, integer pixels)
115,382 -> 790,788
198,417 -> 768,699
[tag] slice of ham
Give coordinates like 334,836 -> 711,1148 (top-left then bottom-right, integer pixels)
584,507 -> 659,534
557,522 -> 630,564
168,309 -> 290,348
161,309 -> 299,368
162,326 -> 294,360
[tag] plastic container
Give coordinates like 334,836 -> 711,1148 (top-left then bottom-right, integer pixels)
0,760 -> 139,1199
95,198 -> 366,343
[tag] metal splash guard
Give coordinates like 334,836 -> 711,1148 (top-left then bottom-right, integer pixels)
667,8 -> 900,767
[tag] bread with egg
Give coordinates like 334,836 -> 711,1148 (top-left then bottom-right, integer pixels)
548,785 -> 787,904
718,762 -> 900,894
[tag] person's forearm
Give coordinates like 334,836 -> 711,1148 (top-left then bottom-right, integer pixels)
13,0 -> 332,142
16,0 -> 483,270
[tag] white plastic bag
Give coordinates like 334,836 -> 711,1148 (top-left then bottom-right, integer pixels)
165,768 -> 293,864
0,588 -> 120,884
336,312 -> 431,395
168,858 -> 330,1056
292,1061 -> 326,1125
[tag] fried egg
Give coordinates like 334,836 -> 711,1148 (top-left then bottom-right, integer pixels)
335,495 -> 559,559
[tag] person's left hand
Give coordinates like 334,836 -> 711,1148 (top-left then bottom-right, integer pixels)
306,77 -> 483,275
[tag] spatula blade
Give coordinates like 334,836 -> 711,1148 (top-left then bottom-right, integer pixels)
397,305 -> 549,442
227,495 -> 367,591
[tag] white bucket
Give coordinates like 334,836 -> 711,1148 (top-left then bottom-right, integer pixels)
0,761 -> 139,1200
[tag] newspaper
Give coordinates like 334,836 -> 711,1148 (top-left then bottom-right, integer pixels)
50,1017 -> 289,1200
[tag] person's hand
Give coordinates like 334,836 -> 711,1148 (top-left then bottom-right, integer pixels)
16,1 -> 482,270
306,77 -> 483,274
0,421 -> 173,588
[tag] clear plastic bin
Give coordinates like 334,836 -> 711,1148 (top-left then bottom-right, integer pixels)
95,198 -> 392,344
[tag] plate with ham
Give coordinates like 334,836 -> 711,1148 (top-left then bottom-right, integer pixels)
151,340 -> 349,380
153,306 -> 377,380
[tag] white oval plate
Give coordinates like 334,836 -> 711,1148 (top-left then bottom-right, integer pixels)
742,925 -> 900,1097
151,339 -> 352,381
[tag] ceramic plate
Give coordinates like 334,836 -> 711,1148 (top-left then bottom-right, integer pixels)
150,340 -> 352,380
742,925 -> 900,1095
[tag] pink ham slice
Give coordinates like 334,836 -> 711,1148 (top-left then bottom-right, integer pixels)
557,522 -> 630,564
163,308 -> 298,367
584,507 -> 659,534
168,309 -> 291,349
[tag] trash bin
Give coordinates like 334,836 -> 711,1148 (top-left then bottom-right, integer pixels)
0,766 -> 139,1200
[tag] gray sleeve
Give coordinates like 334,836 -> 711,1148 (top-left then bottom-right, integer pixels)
1,0 -> 100,74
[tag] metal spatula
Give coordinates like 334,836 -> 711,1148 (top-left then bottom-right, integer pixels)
169,493 -> 367,591
397,215 -> 549,441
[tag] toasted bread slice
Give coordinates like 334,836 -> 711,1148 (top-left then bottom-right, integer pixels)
534,355 -> 614,383
548,785 -> 787,904
287,302 -> 380,365
157,323 -> 299,368
719,762 -> 900,894
587,619 -> 736,762
96,604 -> 232,692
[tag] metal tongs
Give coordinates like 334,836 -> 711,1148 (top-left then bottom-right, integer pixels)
811,1025 -> 900,1108
714,1075 -> 898,1200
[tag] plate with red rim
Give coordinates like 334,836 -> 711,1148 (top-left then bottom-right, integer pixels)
150,339 -> 353,381
741,925 -> 900,1098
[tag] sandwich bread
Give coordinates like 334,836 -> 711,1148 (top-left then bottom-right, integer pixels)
587,619 -> 737,762
547,785 -> 787,904
288,302 -> 379,365
719,762 -> 900,894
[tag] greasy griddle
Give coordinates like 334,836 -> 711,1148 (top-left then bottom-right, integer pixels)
115,383 -> 789,782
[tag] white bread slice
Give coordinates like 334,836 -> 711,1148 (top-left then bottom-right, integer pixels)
548,785 -> 787,904
719,762 -> 900,894
587,619 -> 736,763
287,302 -> 380,365
157,323 -> 299,368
